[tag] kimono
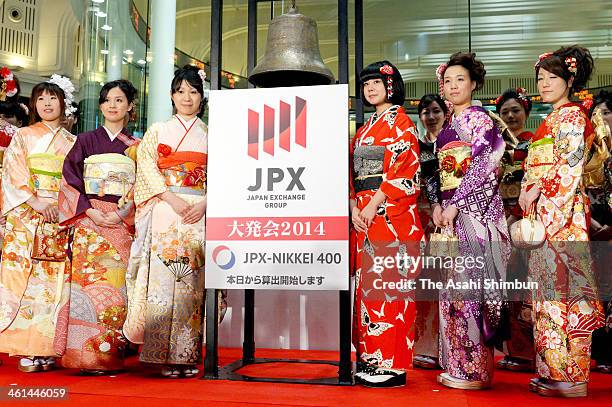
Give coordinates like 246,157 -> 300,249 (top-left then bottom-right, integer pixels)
591,156 -> 612,367
500,130 -> 536,364
414,135 -> 440,361
0,119 -> 17,246
124,116 -> 207,366
350,105 -> 424,370
429,106 -> 510,382
0,122 -> 75,356
501,130 -> 535,218
524,103 -> 604,382
55,126 -> 139,371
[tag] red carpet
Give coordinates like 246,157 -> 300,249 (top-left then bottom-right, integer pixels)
0,349 -> 609,406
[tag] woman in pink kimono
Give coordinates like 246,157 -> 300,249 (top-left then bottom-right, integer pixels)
0,78 -> 76,372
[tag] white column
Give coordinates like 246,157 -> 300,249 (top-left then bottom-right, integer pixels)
146,0 -> 176,125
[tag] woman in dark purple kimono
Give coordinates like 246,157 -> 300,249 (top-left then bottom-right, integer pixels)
429,53 -> 510,390
55,80 -> 139,374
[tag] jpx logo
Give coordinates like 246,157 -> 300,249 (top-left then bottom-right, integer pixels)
247,96 -> 307,160
247,96 -> 307,192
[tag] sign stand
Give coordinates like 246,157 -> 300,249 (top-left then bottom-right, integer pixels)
203,288 -> 353,385
202,0 -> 353,387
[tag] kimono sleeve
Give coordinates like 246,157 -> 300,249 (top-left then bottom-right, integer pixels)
537,107 -> 586,209
349,134 -> 358,201
134,124 -> 167,206
379,115 -> 421,202
59,136 -> 91,224
2,129 -> 33,214
450,109 -> 504,210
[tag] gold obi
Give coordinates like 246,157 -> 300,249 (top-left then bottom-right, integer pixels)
524,138 -> 554,185
583,109 -> 611,189
84,153 -> 136,198
500,162 -> 524,199
27,153 -> 64,198
438,141 -> 472,191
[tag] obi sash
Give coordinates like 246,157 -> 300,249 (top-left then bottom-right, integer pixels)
353,145 -> 384,193
524,138 -> 554,186
438,141 -> 472,191
27,152 -> 64,199
500,162 -> 524,199
158,151 -> 207,196
84,153 -> 136,198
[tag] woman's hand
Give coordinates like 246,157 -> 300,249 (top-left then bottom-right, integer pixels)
351,206 -> 367,233
441,205 -> 458,226
162,192 -> 190,216
432,204 -> 444,228
518,185 -> 540,213
359,202 -> 377,227
86,208 -> 118,228
105,211 -> 123,225
182,200 -> 206,224
28,197 -> 58,222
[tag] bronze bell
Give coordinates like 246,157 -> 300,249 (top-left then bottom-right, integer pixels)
248,5 -> 335,88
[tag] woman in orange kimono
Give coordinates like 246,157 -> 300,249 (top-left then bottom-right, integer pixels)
351,61 -> 423,387
0,78 -> 76,372
124,65 -> 207,379
521,46 -> 604,397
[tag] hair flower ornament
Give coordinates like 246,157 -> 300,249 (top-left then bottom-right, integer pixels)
198,69 -> 206,83
534,52 -> 553,69
48,74 -> 77,117
379,65 -> 394,75
565,57 -> 578,75
0,66 -> 18,101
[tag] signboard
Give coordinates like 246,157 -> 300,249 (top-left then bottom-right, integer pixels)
205,84 -> 349,290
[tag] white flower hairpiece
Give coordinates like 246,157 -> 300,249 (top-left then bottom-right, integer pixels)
48,74 -> 77,117
198,69 -> 206,83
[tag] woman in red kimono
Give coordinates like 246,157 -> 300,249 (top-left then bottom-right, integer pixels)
351,61 -> 423,387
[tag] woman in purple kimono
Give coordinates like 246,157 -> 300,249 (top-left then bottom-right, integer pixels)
429,52 -> 510,390
56,80 -> 139,374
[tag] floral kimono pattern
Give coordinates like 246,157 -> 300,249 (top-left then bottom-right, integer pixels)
0,122 -> 75,356
0,119 -> 17,251
124,116 -> 207,366
414,135 -> 440,361
429,106 -> 510,382
524,103 -> 604,382
54,127 -> 139,371
350,105 -> 424,370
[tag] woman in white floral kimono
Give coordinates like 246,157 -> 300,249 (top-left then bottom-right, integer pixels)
124,65 -> 207,378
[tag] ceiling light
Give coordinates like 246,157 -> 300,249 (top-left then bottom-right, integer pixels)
96,11 -> 107,17
100,49 -> 109,54
92,0 -> 104,3
124,49 -> 134,55
137,59 -> 146,65
101,24 -> 112,31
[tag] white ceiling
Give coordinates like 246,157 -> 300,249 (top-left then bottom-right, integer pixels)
134,0 -> 612,87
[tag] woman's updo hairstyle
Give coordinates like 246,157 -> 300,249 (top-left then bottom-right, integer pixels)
444,52 -> 486,92
535,45 -> 594,94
